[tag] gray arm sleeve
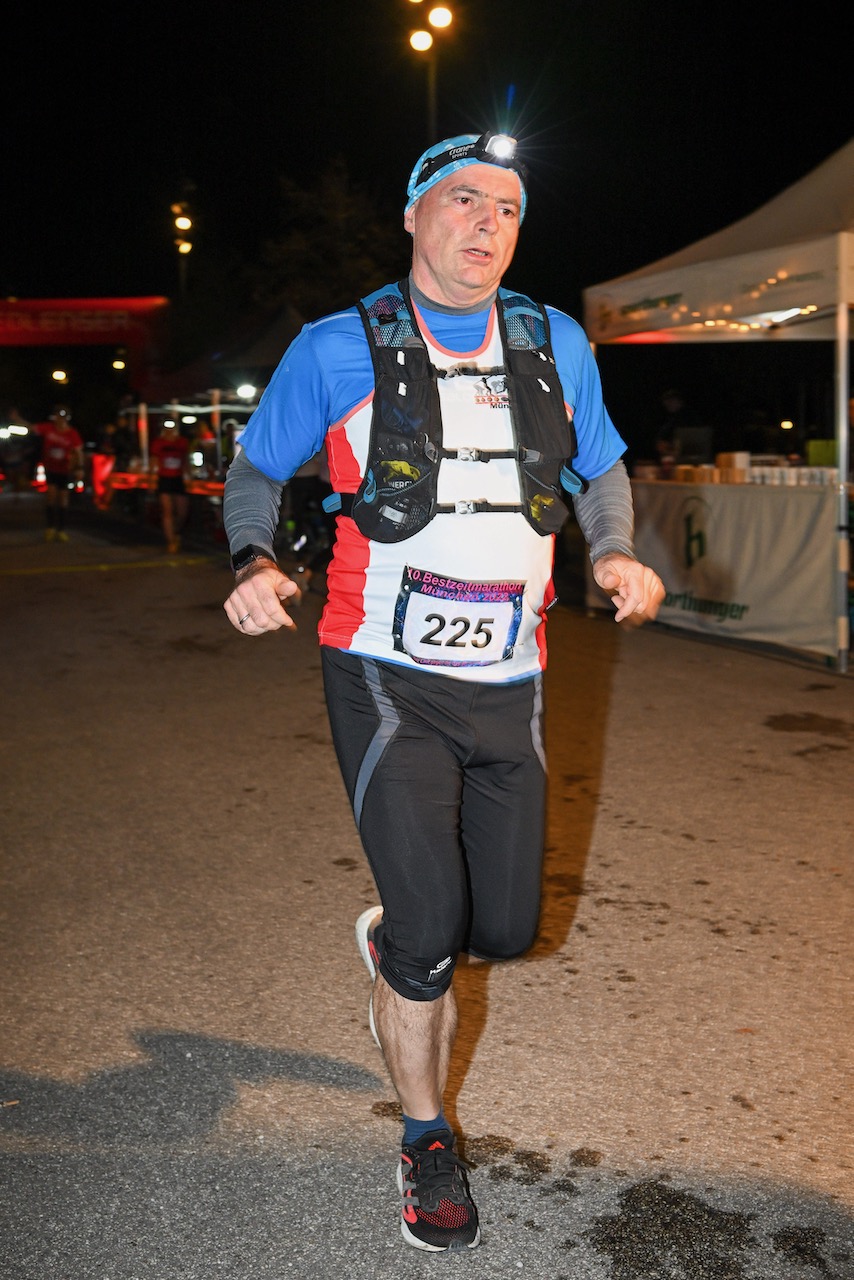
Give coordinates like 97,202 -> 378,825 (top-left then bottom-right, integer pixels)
571,459 -> 636,563
222,449 -> 286,558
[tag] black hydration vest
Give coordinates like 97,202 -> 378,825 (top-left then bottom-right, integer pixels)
324,278 -> 586,543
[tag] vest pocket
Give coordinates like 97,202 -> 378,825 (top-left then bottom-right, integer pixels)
520,461 -> 570,534
350,467 -> 437,542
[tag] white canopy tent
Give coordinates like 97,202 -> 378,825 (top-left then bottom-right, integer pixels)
583,139 -> 853,670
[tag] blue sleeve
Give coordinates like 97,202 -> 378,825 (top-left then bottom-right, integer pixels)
237,324 -> 333,483
237,308 -> 374,483
546,307 -> 627,481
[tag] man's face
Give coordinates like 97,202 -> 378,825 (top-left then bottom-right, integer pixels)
404,162 -> 522,308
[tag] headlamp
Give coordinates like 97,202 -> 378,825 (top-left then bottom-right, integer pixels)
413,131 -> 527,191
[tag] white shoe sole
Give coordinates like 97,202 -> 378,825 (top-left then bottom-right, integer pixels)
355,906 -> 382,1049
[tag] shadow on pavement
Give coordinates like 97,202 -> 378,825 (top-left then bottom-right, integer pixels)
0,1031 -> 382,1144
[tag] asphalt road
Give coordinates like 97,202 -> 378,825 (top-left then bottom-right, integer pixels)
1,490 -> 852,1280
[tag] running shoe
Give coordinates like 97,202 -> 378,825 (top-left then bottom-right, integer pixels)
397,1129 -> 480,1251
355,906 -> 382,1049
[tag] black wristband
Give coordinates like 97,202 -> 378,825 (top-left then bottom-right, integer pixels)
230,543 -> 276,575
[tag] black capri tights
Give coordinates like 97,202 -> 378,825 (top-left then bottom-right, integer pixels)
321,647 -> 547,1002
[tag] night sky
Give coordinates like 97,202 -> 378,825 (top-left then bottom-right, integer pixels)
3,0 -> 852,433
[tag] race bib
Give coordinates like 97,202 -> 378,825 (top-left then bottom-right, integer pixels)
393,566 -> 524,667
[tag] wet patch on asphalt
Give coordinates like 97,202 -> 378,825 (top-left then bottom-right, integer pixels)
764,713 -> 852,758
585,1179 -> 755,1277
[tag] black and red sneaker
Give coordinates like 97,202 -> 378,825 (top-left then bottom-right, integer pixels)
397,1129 -> 480,1251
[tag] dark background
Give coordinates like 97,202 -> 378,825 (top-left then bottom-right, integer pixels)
2,0 -> 851,448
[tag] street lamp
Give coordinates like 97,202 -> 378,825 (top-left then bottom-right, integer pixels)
171,201 -> 193,298
409,5 -> 454,142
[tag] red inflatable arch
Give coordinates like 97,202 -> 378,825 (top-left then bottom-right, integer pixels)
0,296 -> 169,389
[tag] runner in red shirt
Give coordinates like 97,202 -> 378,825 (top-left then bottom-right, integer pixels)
33,406 -> 84,542
149,422 -> 191,553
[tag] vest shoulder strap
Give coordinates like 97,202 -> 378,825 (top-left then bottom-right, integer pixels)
497,288 -> 552,352
358,280 -> 421,350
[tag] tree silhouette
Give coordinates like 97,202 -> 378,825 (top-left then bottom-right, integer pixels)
252,155 -> 410,318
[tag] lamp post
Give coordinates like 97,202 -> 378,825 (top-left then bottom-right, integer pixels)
409,5 -> 453,144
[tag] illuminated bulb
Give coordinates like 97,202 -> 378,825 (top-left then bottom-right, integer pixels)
485,134 -> 517,160
410,30 -> 433,50
428,6 -> 453,27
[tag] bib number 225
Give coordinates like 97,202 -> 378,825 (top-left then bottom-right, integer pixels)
394,566 -> 524,667
420,612 -> 494,649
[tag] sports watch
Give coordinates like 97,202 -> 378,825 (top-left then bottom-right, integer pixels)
230,544 -> 276,575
